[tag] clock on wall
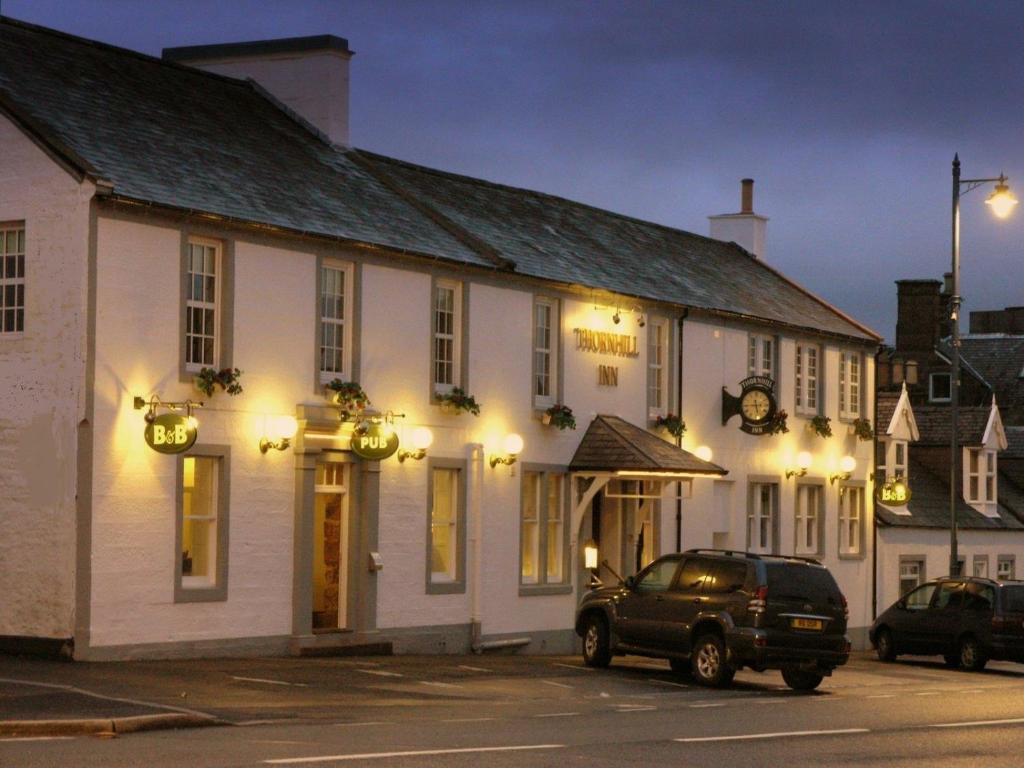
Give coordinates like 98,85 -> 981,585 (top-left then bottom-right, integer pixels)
722,376 -> 778,435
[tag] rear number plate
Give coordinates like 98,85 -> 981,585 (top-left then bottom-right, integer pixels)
791,618 -> 823,631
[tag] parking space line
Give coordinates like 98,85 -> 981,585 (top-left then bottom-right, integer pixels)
929,717 -> 1024,729
420,680 -> 461,689
616,705 -> 657,712
541,679 -> 573,689
264,744 -> 566,764
231,675 -> 309,687
914,691 -> 942,696
551,663 -> 594,672
0,736 -> 75,742
442,717 -> 495,723
674,728 -> 869,743
534,712 -> 581,718
333,722 -> 392,728
458,665 -> 491,673
690,702 -> 727,708
866,694 -> 895,699
356,669 -> 403,678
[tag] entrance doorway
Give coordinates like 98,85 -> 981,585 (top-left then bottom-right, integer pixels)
313,461 -> 350,630
596,479 -> 659,581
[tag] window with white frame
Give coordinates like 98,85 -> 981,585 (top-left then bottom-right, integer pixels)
892,441 -> 907,480
929,372 -> 951,402
967,448 -> 982,502
432,280 -> 462,394
997,555 -> 1015,580
794,344 -> 820,416
985,449 -> 996,501
748,334 -> 775,379
185,239 -> 220,369
838,351 -> 861,419
0,224 -> 25,334
748,483 -> 776,554
520,469 -> 567,588
647,318 -> 669,418
839,485 -> 863,555
973,555 -> 989,578
533,298 -> 557,408
429,466 -> 461,583
899,559 -> 924,597
795,484 -> 821,555
319,261 -> 353,381
179,455 -> 224,594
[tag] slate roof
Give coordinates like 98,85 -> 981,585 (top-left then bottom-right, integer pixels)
876,456 -> 1024,530
1006,427 -> 1024,459
569,415 -> 727,476
0,16 -> 879,344
960,335 -> 1024,418
911,405 -> 991,447
877,391 -> 901,435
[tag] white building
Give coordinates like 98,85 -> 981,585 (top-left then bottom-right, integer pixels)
0,18 -> 881,660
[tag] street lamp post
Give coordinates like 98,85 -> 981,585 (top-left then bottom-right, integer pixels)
949,154 -> 1016,577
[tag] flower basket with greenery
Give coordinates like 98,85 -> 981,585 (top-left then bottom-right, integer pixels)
438,387 -> 481,416
852,418 -> 874,441
655,413 -> 686,439
809,415 -> 833,439
195,367 -> 243,397
325,379 -> 370,410
543,404 -> 576,430
767,409 -> 789,435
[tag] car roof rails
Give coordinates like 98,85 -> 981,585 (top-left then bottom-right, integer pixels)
683,548 -> 762,560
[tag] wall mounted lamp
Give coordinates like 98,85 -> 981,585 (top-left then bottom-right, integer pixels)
260,415 -> 298,454
612,309 -> 621,324
490,433 -> 524,468
829,455 -> 857,485
398,426 -> 434,462
693,445 -> 713,463
786,451 -> 813,479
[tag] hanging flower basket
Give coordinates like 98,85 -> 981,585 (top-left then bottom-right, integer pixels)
655,413 -> 686,439
437,387 -> 481,416
543,404 -> 576,430
767,409 -> 789,435
195,367 -> 243,397
851,418 -> 874,441
325,379 -> 370,418
808,415 -> 833,439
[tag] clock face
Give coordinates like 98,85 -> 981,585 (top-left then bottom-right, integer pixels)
740,389 -> 772,422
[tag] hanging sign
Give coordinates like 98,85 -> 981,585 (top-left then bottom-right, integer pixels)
877,478 -> 911,506
144,413 -> 198,454
722,376 -> 778,436
350,422 -> 400,460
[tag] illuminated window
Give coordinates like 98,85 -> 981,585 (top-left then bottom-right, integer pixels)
319,261 -> 353,382
795,344 -> 820,416
748,334 -> 775,379
547,474 -> 565,582
533,298 -> 558,407
839,485 -> 863,556
893,441 -> 907,480
0,224 -> 25,334
432,280 -> 462,395
647,318 -> 669,418
176,449 -> 229,602
839,351 -> 861,419
747,482 -> 776,554
795,484 -> 821,555
521,472 -> 540,584
967,448 -> 981,502
520,469 -> 568,590
185,239 -> 220,369
427,461 -> 465,593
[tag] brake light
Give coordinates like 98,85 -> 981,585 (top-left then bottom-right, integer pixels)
992,615 -> 1012,631
748,585 -> 768,614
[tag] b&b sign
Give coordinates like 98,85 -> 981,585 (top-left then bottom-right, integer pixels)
144,413 -> 198,454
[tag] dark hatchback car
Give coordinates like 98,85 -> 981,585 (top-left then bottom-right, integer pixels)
870,577 -> 1024,670
575,549 -> 850,690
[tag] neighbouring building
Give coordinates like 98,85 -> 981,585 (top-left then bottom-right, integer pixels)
0,17 -> 881,660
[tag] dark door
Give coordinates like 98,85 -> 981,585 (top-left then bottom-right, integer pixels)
915,581 -> 965,654
648,556 -> 716,654
887,582 -> 937,654
616,556 -> 682,645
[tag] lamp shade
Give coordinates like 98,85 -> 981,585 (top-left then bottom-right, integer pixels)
986,180 -> 1018,219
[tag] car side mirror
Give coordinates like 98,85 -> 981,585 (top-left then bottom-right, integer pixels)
624,576 -> 636,590
897,599 -> 907,610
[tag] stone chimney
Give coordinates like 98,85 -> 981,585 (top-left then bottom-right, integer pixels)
708,178 -> 768,258
969,306 -> 1024,334
163,35 -> 353,146
895,279 -> 944,354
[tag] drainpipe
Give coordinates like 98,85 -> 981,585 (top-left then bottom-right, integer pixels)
871,350 -> 880,622
468,442 -> 484,650
676,309 -> 689,552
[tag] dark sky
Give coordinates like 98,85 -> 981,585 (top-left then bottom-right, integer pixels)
8,0 -> 1024,342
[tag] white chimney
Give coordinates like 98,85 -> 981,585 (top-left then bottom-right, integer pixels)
708,178 -> 768,258
163,35 -> 353,146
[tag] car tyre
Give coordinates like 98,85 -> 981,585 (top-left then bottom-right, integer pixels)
958,636 -> 988,672
582,615 -> 611,668
669,658 -> 692,678
691,633 -> 735,687
781,668 -> 824,692
875,628 -> 897,662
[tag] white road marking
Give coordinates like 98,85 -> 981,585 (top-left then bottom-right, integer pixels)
355,669 -> 402,678
616,705 -> 657,712
690,702 -> 727,708
930,717 -> 1024,728
647,678 -> 690,688
458,665 -> 491,672
551,662 -> 594,672
752,698 -> 789,705
231,676 -> 308,687
541,679 -> 573,689
419,680 -> 461,689
960,689 -> 985,694
675,728 -> 870,743
441,717 -> 495,723
264,744 -> 566,764
914,691 -> 942,696
0,736 -> 75,742
332,722 -> 392,728
534,712 -> 581,718
866,694 -> 896,699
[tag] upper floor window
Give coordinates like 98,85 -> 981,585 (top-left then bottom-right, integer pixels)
748,334 -> 775,379
533,298 -> 558,408
966,448 -> 997,505
319,261 -> 354,382
839,351 -> 861,419
929,372 -> 951,403
794,484 -> 822,555
794,344 -> 820,416
185,239 -> 220,370
647,318 -> 669,418
432,280 -> 462,395
0,225 -> 25,335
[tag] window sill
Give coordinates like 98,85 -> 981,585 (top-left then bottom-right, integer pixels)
838,551 -> 865,561
174,584 -> 227,603
426,580 -> 466,595
519,583 -> 573,597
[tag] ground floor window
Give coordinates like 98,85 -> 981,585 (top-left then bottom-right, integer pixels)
520,469 -> 568,590
748,482 -> 777,554
176,448 -> 229,602
838,485 -> 863,556
973,555 -> 989,578
427,460 -> 466,593
899,559 -> 924,598
998,555 -> 1016,581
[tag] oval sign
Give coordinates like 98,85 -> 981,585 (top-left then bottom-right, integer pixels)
350,423 -> 399,460
876,479 -> 911,507
144,413 -> 198,454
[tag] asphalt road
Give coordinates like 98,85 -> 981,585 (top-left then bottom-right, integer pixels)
3,653 -> 1024,766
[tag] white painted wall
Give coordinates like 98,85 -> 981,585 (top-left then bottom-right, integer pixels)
0,115 -> 91,639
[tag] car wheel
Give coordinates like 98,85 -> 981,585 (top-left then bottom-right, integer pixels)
875,628 -> 897,662
581,615 -> 611,668
669,658 -> 692,678
958,636 -> 988,672
781,668 -> 824,692
691,633 -> 735,687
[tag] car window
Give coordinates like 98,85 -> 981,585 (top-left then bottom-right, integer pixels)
704,561 -> 748,594
1001,585 -> 1024,612
903,584 -> 936,610
933,582 -> 964,609
964,582 -> 995,612
673,557 -> 710,592
634,557 -> 680,593
766,563 -> 842,603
